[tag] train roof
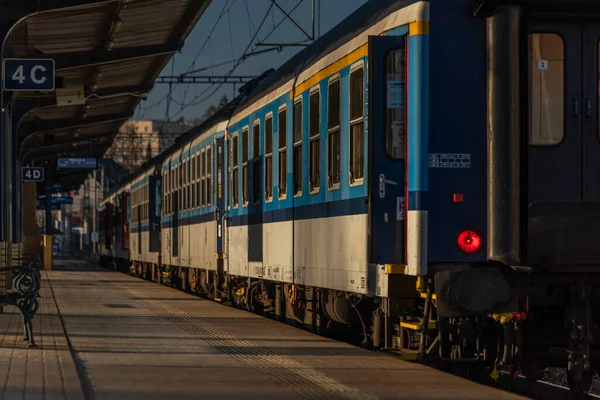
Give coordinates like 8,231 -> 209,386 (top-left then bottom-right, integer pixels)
234,0 -> 418,111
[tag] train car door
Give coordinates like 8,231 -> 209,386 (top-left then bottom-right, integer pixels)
368,35 -> 407,265
137,195 -> 142,255
122,192 -> 130,250
105,203 -> 113,250
149,172 -> 161,252
114,197 -> 122,255
215,137 -> 225,258
527,24 -> 600,265
248,121 -> 263,264
172,166 -> 180,258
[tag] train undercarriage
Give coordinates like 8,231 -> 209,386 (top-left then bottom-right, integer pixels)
431,266 -> 600,394
102,257 -> 599,395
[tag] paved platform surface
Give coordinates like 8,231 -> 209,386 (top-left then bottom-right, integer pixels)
0,260 -> 525,400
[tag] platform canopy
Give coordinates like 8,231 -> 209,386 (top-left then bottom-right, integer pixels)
2,0 -> 212,192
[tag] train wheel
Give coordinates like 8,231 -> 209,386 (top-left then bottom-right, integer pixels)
567,369 -> 593,394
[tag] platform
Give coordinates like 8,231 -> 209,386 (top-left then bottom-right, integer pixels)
0,260 -> 525,400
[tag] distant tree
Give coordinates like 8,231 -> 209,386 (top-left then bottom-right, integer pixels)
198,95 -> 230,124
104,121 -> 154,173
218,94 -> 229,108
176,115 -> 186,124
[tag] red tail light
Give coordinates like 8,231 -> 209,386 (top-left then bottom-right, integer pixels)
458,230 -> 481,253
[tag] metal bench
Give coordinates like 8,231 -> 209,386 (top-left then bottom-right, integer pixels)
0,257 -> 42,347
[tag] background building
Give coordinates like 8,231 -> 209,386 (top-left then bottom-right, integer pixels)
105,120 -> 191,172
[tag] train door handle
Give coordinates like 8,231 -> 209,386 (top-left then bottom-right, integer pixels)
573,97 -> 579,118
380,175 -> 398,186
379,174 -> 397,198
586,97 -> 592,117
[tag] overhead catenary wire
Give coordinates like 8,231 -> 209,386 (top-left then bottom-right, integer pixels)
165,1 -> 276,121
142,0 -> 314,123
138,0 -> 236,113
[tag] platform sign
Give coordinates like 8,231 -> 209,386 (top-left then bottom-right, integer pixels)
21,167 -> 44,182
3,59 -> 55,91
57,157 -> 97,169
52,184 -> 62,193
51,197 -> 73,205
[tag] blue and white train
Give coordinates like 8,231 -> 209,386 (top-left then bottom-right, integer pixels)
99,0 -> 600,392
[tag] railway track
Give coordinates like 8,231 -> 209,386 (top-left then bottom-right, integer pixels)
484,373 -> 600,400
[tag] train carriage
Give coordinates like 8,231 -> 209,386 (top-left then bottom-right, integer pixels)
130,169 -> 160,270
223,0 -> 428,297
97,199 -> 108,261
98,184 -> 131,270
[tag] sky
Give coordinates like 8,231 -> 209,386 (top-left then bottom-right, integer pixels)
135,0 -> 369,122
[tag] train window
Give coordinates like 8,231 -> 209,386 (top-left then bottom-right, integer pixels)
226,140 -> 230,209
265,114 -> 274,201
183,162 -> 187,210
253,121 -> 260,159
350,64 -> 366,182
207,146 -> 212,206
217,144 -> 222,201
242,127 -> 249,205
186,159 -> 190,210
180,164 -> 184,211
242,128 -> 249,162
177,165 -> 181,212
162,172 -> 166,216
328,77 -> 341,189
252,121 -> 261,204
191,157 -> 195,183
179,164 -> 183,212
188,159 -> 192,210
197,152 -> 202,208
166,171 -> 169,215
278,106 -> 287,199
201,150 -> 206,207
293,99 -> 303,196
185,162 -> 189,210
162,169 -> 169,216
191,156 -> 196,208
528,33 -> 564,146
309,88 -> 320,194
197,152 -> 202,207
384,50 -> 406,160
232,134 -> 239,208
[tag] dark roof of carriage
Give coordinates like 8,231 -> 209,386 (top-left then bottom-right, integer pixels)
235,0 -> 420,111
